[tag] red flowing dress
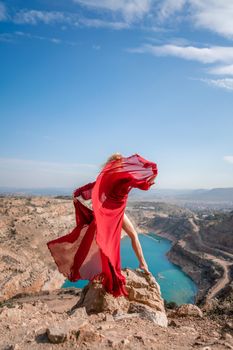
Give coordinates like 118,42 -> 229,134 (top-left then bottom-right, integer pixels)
46,153 -> 158,297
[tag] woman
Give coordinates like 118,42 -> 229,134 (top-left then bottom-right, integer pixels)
74,153 -> 151,275
47,152 -> 158,298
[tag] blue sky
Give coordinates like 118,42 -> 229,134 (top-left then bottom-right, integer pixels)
1,0 -> 233,189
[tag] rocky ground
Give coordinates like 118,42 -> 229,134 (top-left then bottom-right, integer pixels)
0,195 -> 233,350
1,268 -> 233,350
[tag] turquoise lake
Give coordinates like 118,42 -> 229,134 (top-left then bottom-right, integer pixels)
62,233 -> 197,305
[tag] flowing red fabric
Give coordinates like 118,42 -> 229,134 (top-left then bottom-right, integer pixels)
46,153 -> 158,297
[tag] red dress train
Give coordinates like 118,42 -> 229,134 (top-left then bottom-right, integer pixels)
46,153 -> 158,297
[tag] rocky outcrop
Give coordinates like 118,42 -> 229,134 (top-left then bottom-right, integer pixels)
71,268 -> 168,328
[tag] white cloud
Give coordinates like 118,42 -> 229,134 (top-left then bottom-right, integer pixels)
224,156 -> 233,164
156,1 -> 233,39
0,1 -> 7,21
11,8 -> 129,30
78,17 -> 129,29
129,42 -> 233,91
189,0 -> 233,39
208,64 -> 233,76
2,0 -> 233,39
158,0 -> 185,21
129,44 -> 233,64
200,78 -> 233,91
0,158 -> 98,187
73,0 -> 151,22
13,10 -> 68,25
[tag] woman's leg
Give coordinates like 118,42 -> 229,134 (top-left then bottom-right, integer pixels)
122,212 -> 150,274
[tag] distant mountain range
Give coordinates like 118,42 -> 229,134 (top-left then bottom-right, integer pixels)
178,188 -> 233,202
130,187 -> 233,202
1,186 -> 233,202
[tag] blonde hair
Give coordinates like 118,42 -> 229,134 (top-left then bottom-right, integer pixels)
100,152 -> 123,169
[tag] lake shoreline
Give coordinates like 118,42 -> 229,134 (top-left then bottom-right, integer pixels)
120,233 -> 197,305
128,218 -> 205,304
126,207 -> 233,306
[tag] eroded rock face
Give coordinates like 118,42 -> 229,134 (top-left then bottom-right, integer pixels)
72,281 -> 130,314
128,203 -> 233,307
123,268 -> 166,312
0,196 -> 73,302
72,268 -> 168,328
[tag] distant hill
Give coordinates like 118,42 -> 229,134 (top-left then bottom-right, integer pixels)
186,187 -> 233,202
180,188 -> 233,202
129,187 -> 233,202
129,188 -> 194,200
1,186 -> 233,203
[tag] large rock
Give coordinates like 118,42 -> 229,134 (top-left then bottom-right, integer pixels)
70,281 -> 130,315
122,268 -> 166,312
128,302 -> 168,327
71,268 -> 168,327
171,304 -> 203,318
46,316 -> 89,343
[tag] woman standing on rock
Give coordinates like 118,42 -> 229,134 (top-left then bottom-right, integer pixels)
47,153 -> 158,298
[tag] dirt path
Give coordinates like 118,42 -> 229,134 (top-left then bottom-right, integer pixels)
205,255 -> 231,299
188,217 -> 232,300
